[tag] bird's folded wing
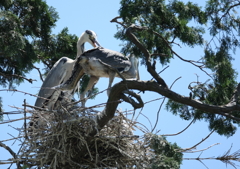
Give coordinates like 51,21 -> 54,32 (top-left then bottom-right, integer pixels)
81,47 -> 131,72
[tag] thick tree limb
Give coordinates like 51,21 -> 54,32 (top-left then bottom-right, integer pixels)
82,80 -> 239,156
89,20 -> 240,134
92,80 -> 240,136
81,79 -> 240,157
91,81 -> 144,136
121,90 -> 144,109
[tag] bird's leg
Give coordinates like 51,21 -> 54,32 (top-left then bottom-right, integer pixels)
107,71 -> 116,96
47,90 -> 62,110
80,76 -> 99,107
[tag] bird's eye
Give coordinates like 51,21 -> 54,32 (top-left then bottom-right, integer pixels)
89,35 -> 94,40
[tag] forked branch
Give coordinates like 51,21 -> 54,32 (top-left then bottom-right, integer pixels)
125,25 -> 168,88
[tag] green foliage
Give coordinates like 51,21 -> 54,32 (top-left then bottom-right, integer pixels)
167,45 -> 239,136
0,0 -> 58,88
22,164 -> 29,169
166,100 -> 194,121
149,134 -> 182,169
118,0 -> 239,137
167,40 -> 239,136
34,27 -> 78,72
116,0 -> 207,65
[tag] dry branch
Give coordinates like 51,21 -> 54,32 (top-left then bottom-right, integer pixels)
0,72 -> 36,84
180,130 -> 215,152
163,118 -> 196,136
125,25 -> 168,88
0,141 -> 20,168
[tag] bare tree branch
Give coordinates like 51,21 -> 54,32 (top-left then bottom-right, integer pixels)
0,89 -> 49,104
0,142 -> 17,159
110,16 -> 126,28
121,90 -> 144,109
37,54 -> 52,69
23,100 -> 28,140
94,80 -> 240,135
0,141 -> 20,168
183,147 -> 240,169
152,76 -> 182,132
163,118 -> 196,136
184,143 -> 220,153
221,2 -> 240,19
119,23 -> 213,79
180,130 -> 215,152
32,18 -> 240,166
0,72 -> 36,84
125,24 -> 168,88
32,65 -> 44,82
0,116 -> 32,125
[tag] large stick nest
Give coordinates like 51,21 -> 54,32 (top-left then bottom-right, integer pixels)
19,105 -> 151,168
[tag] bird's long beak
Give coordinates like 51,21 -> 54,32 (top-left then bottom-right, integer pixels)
93,39 -> 101,47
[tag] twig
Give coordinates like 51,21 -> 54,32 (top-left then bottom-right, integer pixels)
124,24 -> 168,88
23,100 -> 28,140
0,142 -> 17,159
0,89 -> 48,102
114,21 -> 212,79
0,116 -> 32,125
33,65 -> 44,82
183,147 -> 240,169
152,76 -> 182,132
22,104 -> 47,111
0,72 -> 36,84
134,113 -> 152,133
144,97 -> 164,104
198,159 -> 209,169
0,141 -> 20,168
180,130 -> 215,152
162,118 -> 196,136
1,111 -> 25,115
158,65 -> 169,74
147,28 -> 213,79
37,54 -> 52,69
0,136 -> 23,142
121,90 -> 144,109
184,143 -> 220,153
151,53 -> 169,57
220,3 -> 240,19
110,16 -> 126,28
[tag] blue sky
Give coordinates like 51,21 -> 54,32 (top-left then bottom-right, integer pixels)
1,0 -> 240,169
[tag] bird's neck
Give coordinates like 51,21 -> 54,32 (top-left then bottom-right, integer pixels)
76,38 -> 85,57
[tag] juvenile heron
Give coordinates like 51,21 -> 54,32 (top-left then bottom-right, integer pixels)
56,47 -> 140,107
34,30 -> 100,110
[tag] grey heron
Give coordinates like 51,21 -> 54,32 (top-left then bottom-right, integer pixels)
34,30 -> 100,110
56,47 -> 140,107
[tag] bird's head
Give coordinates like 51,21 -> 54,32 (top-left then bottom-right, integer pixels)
77,30 -> 101,56
83,30 -> 101,47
